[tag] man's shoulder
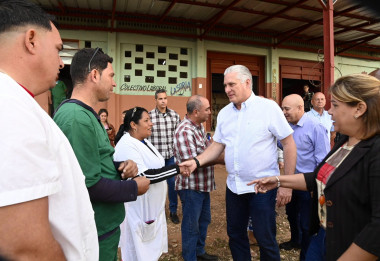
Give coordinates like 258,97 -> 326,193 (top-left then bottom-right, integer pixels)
322,110 -> 332,119
167,107 -> 180,117
304,114 -> 327,133
54,103 -> 96,127
218,102 -> 233,115
175,119 -> 193,133
306,110 -> 315,116
303,113 -> 320,125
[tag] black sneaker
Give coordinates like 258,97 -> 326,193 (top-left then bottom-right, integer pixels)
197,252 -> 218,261
279,240 -> 301,250
169,212 -> 180,224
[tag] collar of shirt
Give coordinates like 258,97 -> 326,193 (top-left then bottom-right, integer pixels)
311,108 -> 330,118
184,115 -> 202,129
155,107 -> 173,116
18,83 -> 35,97
232,91 -> 255,111
291,113 -> 308,129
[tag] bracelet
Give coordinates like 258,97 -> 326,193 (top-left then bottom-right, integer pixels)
275,176 -> 281,188
193,157 -> 201,169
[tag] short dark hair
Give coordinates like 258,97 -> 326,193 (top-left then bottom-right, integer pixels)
155,89 -> 166,99
186,95 -> 203,114
70,48 -> 113,86
123,107 -> 149,132
0,0 -> 56,34
98,108 -> 108,116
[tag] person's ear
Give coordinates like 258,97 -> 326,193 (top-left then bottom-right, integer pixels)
89,69 -> 99,82
24,29 -> 38,54
130,121 -> 137,129
355,101 -> 367,118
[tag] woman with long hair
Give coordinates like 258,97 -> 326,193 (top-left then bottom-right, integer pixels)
98,108 -> 116,147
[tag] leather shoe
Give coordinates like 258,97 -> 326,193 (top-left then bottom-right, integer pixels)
279,240 -> 301,250
169,212 -> 180,224
197,252 -> 218,261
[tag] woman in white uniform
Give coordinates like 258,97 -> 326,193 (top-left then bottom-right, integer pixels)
114,107 -> 187,261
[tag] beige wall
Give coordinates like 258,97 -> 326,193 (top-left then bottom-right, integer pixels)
35,30 -> 380,128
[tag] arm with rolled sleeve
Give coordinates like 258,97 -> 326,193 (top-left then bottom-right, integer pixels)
60,117 -> 138,202
268,101 -> 297,206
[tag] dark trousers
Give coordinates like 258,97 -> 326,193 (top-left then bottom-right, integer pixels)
226,186 -> 280,261
305,227 -> 326,261
165,157 -> 178,213
285,190 -> 311,261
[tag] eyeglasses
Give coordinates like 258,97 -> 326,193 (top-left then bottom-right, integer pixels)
88,47 -> 100,73
131,107 -> 137,119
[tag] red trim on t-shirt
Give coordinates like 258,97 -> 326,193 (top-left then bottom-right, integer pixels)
18,83 -> 34,97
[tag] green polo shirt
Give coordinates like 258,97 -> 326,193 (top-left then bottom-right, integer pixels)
51,80 -> 67,111
54,102 -> 125,236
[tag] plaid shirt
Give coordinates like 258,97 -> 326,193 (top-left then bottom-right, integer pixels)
148,107 -> 180,159
173,116 -> 215,192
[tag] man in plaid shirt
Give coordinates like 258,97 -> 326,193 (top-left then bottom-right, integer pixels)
173,95 -> 220,261
149,89 -> 181,224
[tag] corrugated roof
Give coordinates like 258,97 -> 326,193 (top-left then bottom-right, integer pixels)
32,0 -> 380,56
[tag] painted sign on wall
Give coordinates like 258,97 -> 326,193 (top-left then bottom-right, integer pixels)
118,43 -> 192,96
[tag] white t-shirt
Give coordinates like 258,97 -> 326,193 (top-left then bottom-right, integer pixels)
0,73 -> 98,260
213,93 -> 293,194
114,133 -> 168,261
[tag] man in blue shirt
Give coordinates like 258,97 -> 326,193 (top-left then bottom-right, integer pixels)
280,94 -> 330,260
307,92 -> 335,145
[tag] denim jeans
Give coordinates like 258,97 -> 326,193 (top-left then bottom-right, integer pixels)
305,227 -> 326,261
165,157 -> 178,214
179,189 -> 211,261
285,190 -> 311,261
226,186 -> 280,261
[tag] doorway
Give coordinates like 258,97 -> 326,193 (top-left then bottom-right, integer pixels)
207,52 -> 265,131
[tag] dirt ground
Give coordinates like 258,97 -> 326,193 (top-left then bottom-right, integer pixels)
159,165 -> 301,261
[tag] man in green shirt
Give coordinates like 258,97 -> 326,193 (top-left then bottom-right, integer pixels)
50,80 -> 67,112
54,48 -> 150,261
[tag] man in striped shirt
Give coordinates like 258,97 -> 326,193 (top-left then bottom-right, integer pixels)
174,95 -> 222,261
149,89 -> 181,224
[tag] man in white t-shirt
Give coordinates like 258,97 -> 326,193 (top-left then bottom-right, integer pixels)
0,1 -> 98,260
180,65 -> 297,260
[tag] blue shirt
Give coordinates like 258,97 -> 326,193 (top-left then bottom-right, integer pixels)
307,108 -> 334,140
282,113 -> 330,174
213,92 -> 293,194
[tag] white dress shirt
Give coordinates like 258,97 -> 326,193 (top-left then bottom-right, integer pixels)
213,93 -> 293,194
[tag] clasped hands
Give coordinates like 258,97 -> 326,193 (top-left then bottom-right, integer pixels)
179,165 -> 190,177
118,160 -> 150,195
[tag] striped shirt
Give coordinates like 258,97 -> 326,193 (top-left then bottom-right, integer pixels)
148,107 -> 180,159
173,116 -> 215,192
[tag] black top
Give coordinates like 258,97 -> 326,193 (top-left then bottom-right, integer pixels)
304,135 -> 380,260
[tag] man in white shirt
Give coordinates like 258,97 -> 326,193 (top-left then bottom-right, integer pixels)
180,65 -> 297,260
307,92 -> 335,145
0,1 -> 98,260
